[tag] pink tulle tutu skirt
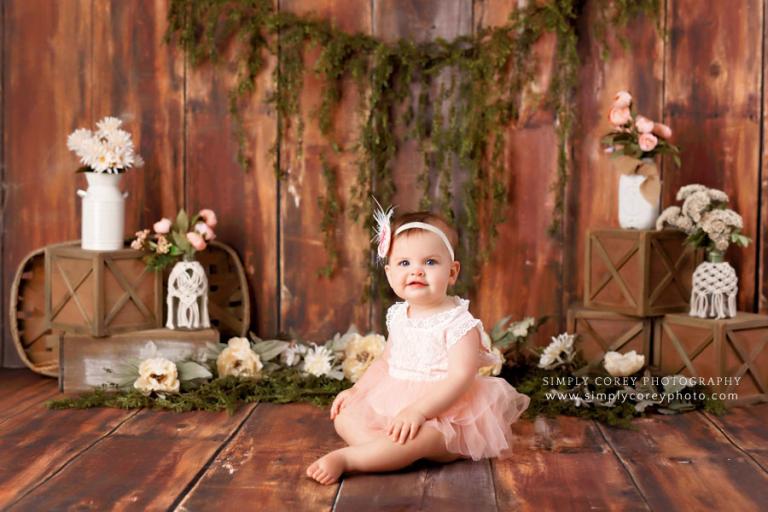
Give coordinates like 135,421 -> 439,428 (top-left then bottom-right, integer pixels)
342,372 -> 530,461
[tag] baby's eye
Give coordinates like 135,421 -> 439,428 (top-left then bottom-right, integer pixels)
398,260 -> 409,267
426,259 -> 438,266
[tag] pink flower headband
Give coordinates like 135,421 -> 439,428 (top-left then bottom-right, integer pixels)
372,199 -> 455,262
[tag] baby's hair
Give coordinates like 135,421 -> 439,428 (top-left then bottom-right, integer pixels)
388,211 -> 459,260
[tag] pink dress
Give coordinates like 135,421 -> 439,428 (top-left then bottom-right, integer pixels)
342,296 -> 530,461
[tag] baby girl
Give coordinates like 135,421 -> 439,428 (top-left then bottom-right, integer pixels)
306,208 -> 530,485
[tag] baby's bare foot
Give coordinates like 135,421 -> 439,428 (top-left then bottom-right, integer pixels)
306,449 -> 348,485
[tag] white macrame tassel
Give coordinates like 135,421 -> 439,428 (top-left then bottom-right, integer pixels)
690,261 -> 738,319
166,261 -> 211,329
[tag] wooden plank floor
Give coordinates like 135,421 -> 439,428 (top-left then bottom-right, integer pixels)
2,368 -> 767,511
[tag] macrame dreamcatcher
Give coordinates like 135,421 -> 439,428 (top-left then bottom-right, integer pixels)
166,261 -> 211,329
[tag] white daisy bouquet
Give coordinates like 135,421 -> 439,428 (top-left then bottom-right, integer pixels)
67,116 -> 144,174
656,184 -> 750,255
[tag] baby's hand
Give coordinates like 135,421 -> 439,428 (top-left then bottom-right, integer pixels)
387,406 -> 427,444
330,388 -> 357,420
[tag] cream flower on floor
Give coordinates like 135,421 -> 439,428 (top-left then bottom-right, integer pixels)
134,357 -> 180,396
217,337 -> 263,378
302,343 -> 343,379
603,350 -> 645,377
342,333 -> 386,382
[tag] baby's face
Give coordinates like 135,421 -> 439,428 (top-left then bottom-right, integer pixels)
384,229 -> 460,306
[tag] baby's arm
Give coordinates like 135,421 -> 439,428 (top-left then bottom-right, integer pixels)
330,341 -> 390,420
413,328 -> 480,419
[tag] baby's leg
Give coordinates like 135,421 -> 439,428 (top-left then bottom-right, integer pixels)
333,408 -> 382,446
306,426 -> 456,485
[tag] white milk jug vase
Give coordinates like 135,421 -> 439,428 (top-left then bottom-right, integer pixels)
77,173 -> 128,251
618,173 -> 659,230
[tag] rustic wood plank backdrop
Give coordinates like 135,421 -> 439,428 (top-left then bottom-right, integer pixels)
2,0 -> 767,367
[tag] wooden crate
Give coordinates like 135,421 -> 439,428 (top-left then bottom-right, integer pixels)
585,229 -> 701,317
59,328 -> 220,392
45,245 -> 163,337
567,306 -> 652,373
653,313 -> 768,405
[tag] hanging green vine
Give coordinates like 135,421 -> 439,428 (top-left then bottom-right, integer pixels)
166,0 -> 660,289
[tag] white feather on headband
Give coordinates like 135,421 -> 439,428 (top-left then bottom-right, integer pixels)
371,198 -> 394,261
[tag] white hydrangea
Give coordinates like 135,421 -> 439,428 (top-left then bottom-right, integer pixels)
706,188 -> 729,203
656,206 -> 682,231
675,184 -> 707,201
681,191 -> 711,222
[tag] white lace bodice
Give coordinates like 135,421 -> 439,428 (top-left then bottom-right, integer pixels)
385,296 -> 491,381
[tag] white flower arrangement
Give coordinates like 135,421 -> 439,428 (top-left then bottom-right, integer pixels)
657,184 -> 751,253
67,116 -> 144,173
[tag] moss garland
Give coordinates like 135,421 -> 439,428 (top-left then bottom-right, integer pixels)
47,363 -> 726,428
166,0 -> 660,284
47,370 -> 349,414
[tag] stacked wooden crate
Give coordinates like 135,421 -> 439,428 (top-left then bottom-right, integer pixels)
570,229 -> 768,405
44,245 -> 219,391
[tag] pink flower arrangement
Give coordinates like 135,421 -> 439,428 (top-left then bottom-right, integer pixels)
601,90 -> 681,166
131,208 -> 217,270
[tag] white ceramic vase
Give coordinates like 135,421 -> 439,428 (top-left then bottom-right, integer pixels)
166,260 -> 211,330
618,174 -> 659,230
77,173 -> 126,250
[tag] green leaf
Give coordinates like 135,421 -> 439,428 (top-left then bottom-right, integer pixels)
172,231 -> 191,252
491,315 -> 512,340
176,209 -> 189,233
177,361 -> 213,382
731,233 -> 751,247
663,375 -> 687,394
634,400 -> 661,413
252,340 -> 290,362
666,401 -> 696,412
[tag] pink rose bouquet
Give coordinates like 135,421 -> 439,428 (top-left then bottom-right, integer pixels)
601,90 -> 681,166
131,208 -> 217,270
